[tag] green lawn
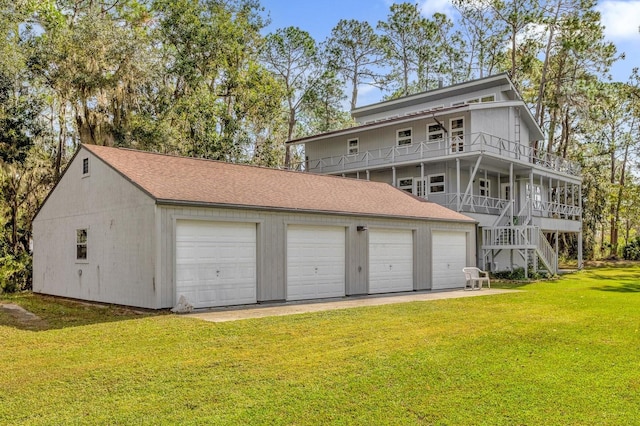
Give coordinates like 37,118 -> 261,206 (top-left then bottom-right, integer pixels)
2,267 -> 640,425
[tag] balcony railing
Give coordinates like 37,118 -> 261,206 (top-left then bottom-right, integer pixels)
428,193 -> 581,220
293,132 -> 581,177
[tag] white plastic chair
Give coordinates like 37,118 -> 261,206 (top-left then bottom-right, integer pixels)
462,267 -> 491,290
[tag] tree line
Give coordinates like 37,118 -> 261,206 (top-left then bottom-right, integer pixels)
1,0 -> 639,291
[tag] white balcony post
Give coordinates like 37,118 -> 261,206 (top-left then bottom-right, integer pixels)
509,163 -> 514,219
366,170 -> 370,181
421,163 -> 425,199
456,158 -> 461,211
392,167 -> 396,186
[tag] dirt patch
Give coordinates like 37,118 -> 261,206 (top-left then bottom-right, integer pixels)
0,303 -> 49,330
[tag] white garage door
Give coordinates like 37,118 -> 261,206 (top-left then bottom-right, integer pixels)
369,229 -> 414,294
176,220 -> 257,308
287,225 -> 345,301
432,231 -> 467,290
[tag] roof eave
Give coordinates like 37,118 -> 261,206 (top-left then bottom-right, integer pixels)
155,199 -> 477,223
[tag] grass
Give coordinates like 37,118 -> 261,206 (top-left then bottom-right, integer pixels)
2,267 -> 640,425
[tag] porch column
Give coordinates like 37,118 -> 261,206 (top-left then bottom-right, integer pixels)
579,182 -> 583,221
420,163 -> 425,199
366,170 -> 370,181
456,158 -> 461,211
555,231 -> 559,272
509,163 -> 514,218
529,170 -> 534,221
392,167 -> 396,186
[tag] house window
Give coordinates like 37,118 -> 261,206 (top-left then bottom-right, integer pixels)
527,184 -> 542,210
466,98 -> 480,104
481,95 -> 495,102
428,174 -> 445,194
398,178 -> 413,194
347,138 -> 359,155
427,123 -> 444,142
450,118 -> 464,152
82,158 -> 89,175
76,229 -> 87,260
397,128 -> 412,146
479,178 -> 490,197
451,101 -> 465,107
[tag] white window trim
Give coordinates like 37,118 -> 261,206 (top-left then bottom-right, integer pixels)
428,173 -> 446,194
450,117 -> 464,152
427,122 -> 444,142
396,127 -> 413,146
397,177 -> 413,193
76,228 -> 88,263
347,138 -> 359,155
82,157 -> 90,177
479,178 -> 491,198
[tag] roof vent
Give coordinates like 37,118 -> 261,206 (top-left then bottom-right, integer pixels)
438,77 -> 444,89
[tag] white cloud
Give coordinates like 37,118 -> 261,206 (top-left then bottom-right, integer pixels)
596,0 -> 640,41
418,0 -> 455,17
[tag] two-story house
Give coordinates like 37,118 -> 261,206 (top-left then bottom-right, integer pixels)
288,73 -> 583,276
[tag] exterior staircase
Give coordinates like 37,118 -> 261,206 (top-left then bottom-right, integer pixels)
481,200 -> 557,275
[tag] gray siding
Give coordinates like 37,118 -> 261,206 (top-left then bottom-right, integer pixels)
157,205 -> 476,308
306,113 -> 471,162
33,148 -> 157,308
356,88 -> 507,123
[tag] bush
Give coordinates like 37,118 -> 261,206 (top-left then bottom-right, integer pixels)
492,267 -> 548,281
622,237 -> 640,261
0,252 -> 32,293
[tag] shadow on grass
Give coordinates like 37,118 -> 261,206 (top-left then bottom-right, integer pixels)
0,292 -> 164,332
590,271 -> 640,281
591,283 -> 640,293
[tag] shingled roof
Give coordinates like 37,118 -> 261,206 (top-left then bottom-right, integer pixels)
83,144 -> 474,222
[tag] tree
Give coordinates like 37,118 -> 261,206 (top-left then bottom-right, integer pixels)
261,26 -> 322,167
377,2 -> 424,96
325,19 -> 386,110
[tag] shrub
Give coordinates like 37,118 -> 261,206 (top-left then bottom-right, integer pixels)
622,237 -> 640,261
0,252 -> 32,293
492,267 -> 548,281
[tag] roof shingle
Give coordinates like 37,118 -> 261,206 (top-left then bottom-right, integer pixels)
83,144 -> 475,222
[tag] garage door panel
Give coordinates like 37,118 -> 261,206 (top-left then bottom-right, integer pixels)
176,220 -> 257,308
432,231 -> 467,290
287,225 -> 345,301
369,229 -> 414,294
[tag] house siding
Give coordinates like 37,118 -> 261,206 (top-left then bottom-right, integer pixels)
157,205 -> 476,308
33,148 -> 157,309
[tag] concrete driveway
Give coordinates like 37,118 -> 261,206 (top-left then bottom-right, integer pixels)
185,288 -> 517,322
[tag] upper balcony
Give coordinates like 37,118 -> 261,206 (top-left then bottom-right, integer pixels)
292,132 -> 581,178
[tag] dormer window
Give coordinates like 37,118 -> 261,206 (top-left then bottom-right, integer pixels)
397,128 -> 412,146
82,158 -> 89,176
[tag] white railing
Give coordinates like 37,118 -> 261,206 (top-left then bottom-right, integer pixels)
428,193 -> 578,221
482,226 -> 534,248
534,200 -> 582,218
292,132 -> 581,176
531,229 -> 558,273
482,225 -> 558,274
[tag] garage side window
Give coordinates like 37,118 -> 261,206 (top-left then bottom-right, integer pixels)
82,158 -> 89,176
76,229 -> 87,260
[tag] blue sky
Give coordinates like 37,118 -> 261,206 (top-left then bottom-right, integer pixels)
263,0 -> 639,103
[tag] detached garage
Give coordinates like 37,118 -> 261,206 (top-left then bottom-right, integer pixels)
33,145 -> 476,309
